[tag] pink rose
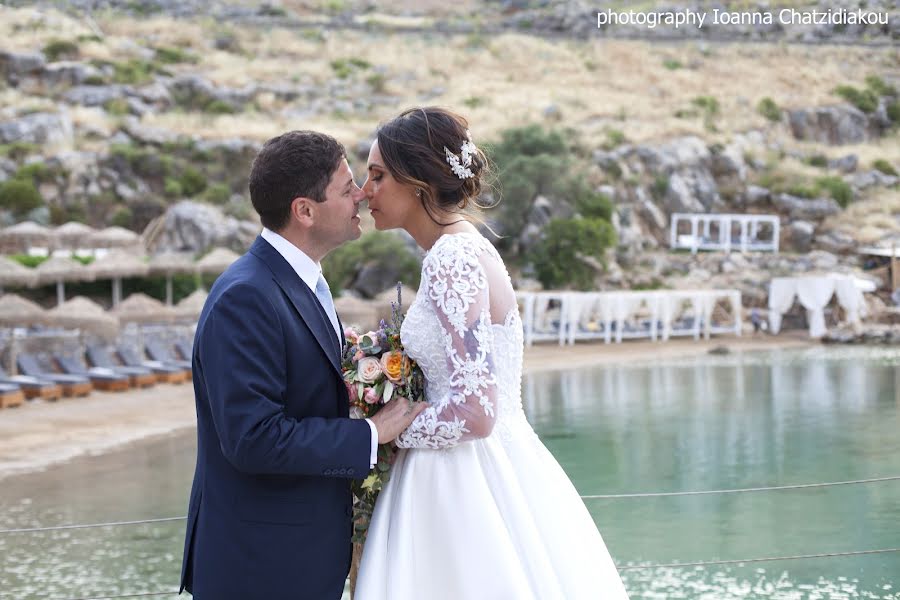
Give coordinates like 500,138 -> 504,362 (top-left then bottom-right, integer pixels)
357,356 -> 382,384
363,387 -> 380,405
353,350 -> 365,362
344,327 -> 359,343
345,380 -> 359,403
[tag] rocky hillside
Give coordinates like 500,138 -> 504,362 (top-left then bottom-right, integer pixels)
0,1 -> 897,308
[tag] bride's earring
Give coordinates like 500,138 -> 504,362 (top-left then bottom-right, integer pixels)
415,188 -> 423,198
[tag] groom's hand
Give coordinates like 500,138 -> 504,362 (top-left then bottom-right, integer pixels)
370,398 -> 426,444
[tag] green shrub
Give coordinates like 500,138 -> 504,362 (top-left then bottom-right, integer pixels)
111,144 -> 172,179
834,85 -> 878,113
785,184 -> 817,199
807,154 -> 828,168
463,96 -> 485,109
757,97 -> 782,122
111,206 -> 133,228
366,73 -> 387,93
651,175 -> 669,201
865,75 -> 897,97
179,167 -> 207,197
662,59 -> 682,70
816,176 -> 853,208
330,59 -> 354,79
15,162 -> 55,184
154,46 -> 198,64
164,177 -> 183,197
0,179 -> 43,216
603,129 -> 626,150
43,39 -> 79,61
886,101 -> 900,124
873,159 -> 898,176
202,182 -> 231,205
112,59 -> 162,85
104,97 -> 130,116
322,231 -> 421,297
204,99 -> 237,114
692,95 -> 719,130
529,218 -> 616,290
0,142 -> 39,160
571,185 -> 613,222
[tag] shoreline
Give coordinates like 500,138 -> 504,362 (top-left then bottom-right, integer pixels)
0,333 -> 816,482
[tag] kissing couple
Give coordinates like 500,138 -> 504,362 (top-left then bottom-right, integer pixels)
178,107 -> 630,600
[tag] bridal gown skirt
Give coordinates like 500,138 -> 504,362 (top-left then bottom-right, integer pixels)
355,432 -> 630,600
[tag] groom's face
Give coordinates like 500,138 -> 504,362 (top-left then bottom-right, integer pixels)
314,158 -> 364,248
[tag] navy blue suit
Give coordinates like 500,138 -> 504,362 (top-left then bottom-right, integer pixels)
180,236 -> 371,599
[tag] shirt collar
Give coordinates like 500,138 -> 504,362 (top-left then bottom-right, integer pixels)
260,228 -> 321,292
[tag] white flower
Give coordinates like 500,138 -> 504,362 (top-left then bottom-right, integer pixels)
357,356 -> 383,384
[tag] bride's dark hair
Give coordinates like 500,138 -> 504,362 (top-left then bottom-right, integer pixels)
375,107 -> 494,227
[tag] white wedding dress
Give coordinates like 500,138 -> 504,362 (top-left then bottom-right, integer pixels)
355,232 -> 630,600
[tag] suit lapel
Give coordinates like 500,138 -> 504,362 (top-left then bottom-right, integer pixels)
249,237 -> 342,377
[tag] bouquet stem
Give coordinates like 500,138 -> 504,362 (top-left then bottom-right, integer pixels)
348,540 -> 364,599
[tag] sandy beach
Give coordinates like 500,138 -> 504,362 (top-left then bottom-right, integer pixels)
0,334 -> 815,482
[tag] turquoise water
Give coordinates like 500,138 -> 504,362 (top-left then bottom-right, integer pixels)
0,345 -> 898,599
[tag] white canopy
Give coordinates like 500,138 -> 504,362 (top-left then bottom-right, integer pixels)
768,274 -> 869,338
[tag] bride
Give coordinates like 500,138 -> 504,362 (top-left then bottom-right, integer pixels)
354,107 -> 630,600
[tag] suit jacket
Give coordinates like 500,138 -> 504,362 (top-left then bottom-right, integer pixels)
180,236 -> 371,600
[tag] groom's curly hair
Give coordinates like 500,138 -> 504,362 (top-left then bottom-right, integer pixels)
249,130 -> 346,232
376,107 -> 495,228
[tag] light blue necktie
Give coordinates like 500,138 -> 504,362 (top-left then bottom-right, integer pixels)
315,273 -> 341,348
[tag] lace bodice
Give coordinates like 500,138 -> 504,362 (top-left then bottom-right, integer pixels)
397,233 -> 531,449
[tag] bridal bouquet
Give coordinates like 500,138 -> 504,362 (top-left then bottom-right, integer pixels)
341,283 -> 424,545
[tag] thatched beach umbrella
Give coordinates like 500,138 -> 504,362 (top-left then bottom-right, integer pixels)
88,226 -> 142,251
47,296 -> 119,340
148,252 -> 195,306
0,221 -> 52,255
195,247 -> 240,276
112,293 -> 175,325
54,221 -> 97,251
35,256 -> 95,306
0,256 -> 38,293
86,250 -> 149,308
0,293 -> 50,374
173,289 -> 208,322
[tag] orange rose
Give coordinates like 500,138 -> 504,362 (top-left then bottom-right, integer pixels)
380,351 -> 411,384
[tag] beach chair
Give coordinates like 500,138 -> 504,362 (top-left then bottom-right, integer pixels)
145,339 -> 191,371
86,345 -> 157,388
117,345 -> 188,384
0,382 -> 25,409
174,340 -> 193,362
54,354 -> 131,392
17,353 -> 93,397
0,365 -> 63,401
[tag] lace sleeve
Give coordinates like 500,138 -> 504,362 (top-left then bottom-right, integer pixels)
396,242 -> 498,449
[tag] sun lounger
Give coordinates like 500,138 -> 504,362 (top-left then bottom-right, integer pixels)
0,382 -> 25,408
174,340 -> 193,362
85,346 -> 157,387
145,339 -> 192,370
0,365 -> 63,401
117,345 -> 188,384
54,354 -> 131,392
17,353 -> 93,397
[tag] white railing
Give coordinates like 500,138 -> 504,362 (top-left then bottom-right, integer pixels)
670,213 -> 780,254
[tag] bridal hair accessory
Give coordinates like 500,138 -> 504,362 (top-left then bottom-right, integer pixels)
444,130 -> 477,180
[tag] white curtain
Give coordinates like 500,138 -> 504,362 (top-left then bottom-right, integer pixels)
768,278 -> 798,334
833,276 -> 866,325
796,277 -> 836,338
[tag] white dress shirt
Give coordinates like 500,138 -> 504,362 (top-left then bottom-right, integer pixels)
261,228 -> 379,469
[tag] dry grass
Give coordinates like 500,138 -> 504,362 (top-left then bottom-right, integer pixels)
821,189 -> 900,244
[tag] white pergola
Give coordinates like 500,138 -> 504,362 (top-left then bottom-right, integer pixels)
518,289 -> 742,347
670,213 -> 780,254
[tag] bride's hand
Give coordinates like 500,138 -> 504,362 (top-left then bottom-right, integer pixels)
370,397 -> 426,444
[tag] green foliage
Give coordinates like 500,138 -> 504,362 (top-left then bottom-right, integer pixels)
15,162 -> 55,184
111,59 -> 165,85
330,57 -> 369,79
0,179 -> 43,216
873,159 -> 898,177
757,97 -> 782,122
662,58 -> 682,70
816,176 -> 853,208
463,96 -> 485,109
865,75 -> 897,97
571,184 -> 613,222
42,39 -> 79,61
104,97 -> 130,116
529,218 -> 616,290
651,175 -> 669,201
154,46 -> 198,64
110,144 -> 173,179
164,177 -> 183,198
603,129 -> 626,150
366,73 -> 387,93
322,231 -> 421,297
886,101 -> 900,124
834,85 -> 878,113
806,154 -> 828,168
692,95 -> 719,131
202,182 -> 231,205
111,206 -> 133,228
0,141 -> 39,160
203,99 -> 237,114
179,167 -> 207,197
785,184 -> 817,199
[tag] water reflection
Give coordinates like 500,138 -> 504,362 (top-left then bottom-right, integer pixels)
0,347 -> 898,599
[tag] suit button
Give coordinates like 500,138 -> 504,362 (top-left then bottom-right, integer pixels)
348,469 -> 355,476
339,468 -> 347,475
323,469 -> 331,475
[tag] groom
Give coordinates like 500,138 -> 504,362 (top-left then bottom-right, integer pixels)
180,131 -> 424,599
